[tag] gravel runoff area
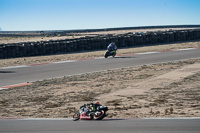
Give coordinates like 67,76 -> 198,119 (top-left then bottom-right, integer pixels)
0,58 -> 200,118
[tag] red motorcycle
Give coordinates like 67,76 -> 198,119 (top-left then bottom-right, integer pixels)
72,103 -> 108,121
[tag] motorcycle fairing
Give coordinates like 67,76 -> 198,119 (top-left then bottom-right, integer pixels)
80,112 -> 92,120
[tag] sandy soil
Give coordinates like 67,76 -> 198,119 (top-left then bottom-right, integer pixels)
1,41 -> 200,68
0,58 -> 200,118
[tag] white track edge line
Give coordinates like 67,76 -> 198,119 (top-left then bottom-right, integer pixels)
135,51 -> 160,55
173,48 -> 196,51
1,65 -> 30,69
0,88 -> 6,90
53,60 -> 76,64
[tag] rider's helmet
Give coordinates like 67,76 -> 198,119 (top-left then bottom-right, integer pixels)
110,42 -> 114,45
96,102 -> 100,105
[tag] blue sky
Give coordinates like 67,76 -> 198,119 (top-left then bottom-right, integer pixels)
0,0 -> 200,31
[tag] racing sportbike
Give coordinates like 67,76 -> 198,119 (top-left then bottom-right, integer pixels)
72,103 -> 108,121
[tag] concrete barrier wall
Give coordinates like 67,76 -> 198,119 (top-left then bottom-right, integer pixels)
0,29 -> 200,59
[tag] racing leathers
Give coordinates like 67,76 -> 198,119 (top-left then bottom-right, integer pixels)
79,103 -> 101,116
107,42 -> 117,52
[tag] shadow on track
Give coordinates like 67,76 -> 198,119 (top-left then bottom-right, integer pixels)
105,56 -> 137,59
114,56 -> 136,58
102,119 -> 126,121
0,71 -> 16,73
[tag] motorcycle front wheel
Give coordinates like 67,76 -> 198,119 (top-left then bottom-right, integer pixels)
72,112 -> 80,121
104,51 -> 109,58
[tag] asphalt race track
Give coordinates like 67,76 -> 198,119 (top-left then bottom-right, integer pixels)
0,118 -> 200,133
0,48 -> 200,87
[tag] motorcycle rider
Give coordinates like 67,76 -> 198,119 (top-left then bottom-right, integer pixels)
81,102 -> 101,116
107,42 -> 117,52
72,101 -> 108,121
88,102 -> 100,111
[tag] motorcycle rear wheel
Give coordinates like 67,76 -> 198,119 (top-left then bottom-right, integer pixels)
112,52 -> 116,57
93,111 -> 106,120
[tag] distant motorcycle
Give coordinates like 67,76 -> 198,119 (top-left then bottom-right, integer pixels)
104,50 -> 117,58
105,42 -> 117,58
72,103 -> 108,121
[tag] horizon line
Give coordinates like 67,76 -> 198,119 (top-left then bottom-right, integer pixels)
1,24 -> 200,33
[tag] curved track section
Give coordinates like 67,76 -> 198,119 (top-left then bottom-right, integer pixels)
0,48 -> 200,87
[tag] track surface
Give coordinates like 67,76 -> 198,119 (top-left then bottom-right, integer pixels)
0,118 -> 200,133
0,48 -> 200,87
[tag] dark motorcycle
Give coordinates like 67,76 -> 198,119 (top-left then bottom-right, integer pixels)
72,103 -> 108,121
104,50 -> 117,58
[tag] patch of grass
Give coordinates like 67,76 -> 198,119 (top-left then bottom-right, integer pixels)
134,74 -> 153,79
106,99 -> 122,106
134,95 -> 148,99
102,89 -> 112,94
154,98 -> 167,104
0,99 -> 9,106
44,102 -> 63,108
165,107 -> 174,115
31,95 -> 52,103
151,87 -> 170,90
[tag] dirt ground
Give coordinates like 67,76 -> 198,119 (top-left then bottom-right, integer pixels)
0,58 -> 200,118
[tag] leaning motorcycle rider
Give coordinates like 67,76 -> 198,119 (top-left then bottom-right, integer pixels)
107,42 -> 117,52
80,102 -> 101,116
